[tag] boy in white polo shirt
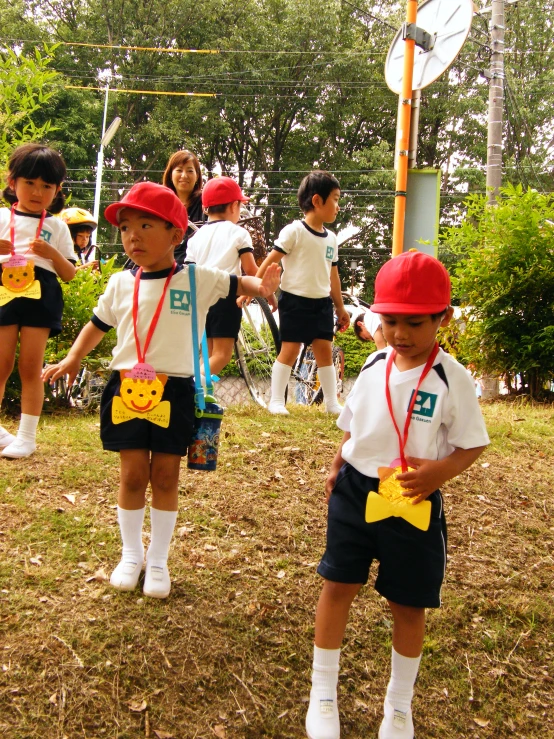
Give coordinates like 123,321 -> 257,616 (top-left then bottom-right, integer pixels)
186,176 -> 259,376
255,170 -> 350,415
305,251 -> 489,739
42,182 -> 280,600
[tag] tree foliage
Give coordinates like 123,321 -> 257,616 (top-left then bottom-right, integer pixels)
442,186 -> 554,398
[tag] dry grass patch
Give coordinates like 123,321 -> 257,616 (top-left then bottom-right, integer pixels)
0,400 -> 552,738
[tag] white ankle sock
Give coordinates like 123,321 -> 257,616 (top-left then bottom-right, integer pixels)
117,506 -> 145,565
317,366 -> 342,411
270,361 -> 292,406
385,648 -> 421,713
146,508 -> 178,566
311,645 -> 340,697
17,414 -> 40,444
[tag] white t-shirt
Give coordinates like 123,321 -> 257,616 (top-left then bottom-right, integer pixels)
186,220 -> 253,276
363,311 -> 382,338
273,220 -> 339,299
0,208 -> 76,274
92,264 -> 232,377
338,346 -> 490,478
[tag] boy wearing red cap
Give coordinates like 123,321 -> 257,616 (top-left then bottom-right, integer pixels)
186,176 -> 259,375
305,251 -> 489,739
43,182 -> 280,599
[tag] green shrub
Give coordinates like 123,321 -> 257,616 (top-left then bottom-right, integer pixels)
334,327 -> 376,376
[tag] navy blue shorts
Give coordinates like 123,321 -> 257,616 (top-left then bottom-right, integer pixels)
317,463 -> 447,608
0,266 -> 64,337
278,291 -> 334,345
206,293 -> 242,339
100,372 -> 196,456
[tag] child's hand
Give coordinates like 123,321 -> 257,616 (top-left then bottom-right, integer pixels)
42,357 -> 81,388
258,263 -> 281,298
267,293 -> 278,312
395,457 -> 449,504
0,239 -> 13,255
336,308 -> 350,332
236,295 -> 251,308
29,238 -> 56,261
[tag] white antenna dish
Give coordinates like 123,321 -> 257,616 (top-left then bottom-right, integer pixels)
385,0 -> 474,95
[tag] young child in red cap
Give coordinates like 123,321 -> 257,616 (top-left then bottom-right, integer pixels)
185,176 -> 259,376
43,182 -> 280,599
305,251 -> 489,739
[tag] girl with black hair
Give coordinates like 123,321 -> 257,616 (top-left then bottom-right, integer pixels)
0,143 -> 77,458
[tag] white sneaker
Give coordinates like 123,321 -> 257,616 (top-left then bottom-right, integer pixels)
0,428 -> 16,449
378,700 -> 414,739
143,561 -> 171,599
324,403 -> 343,415
1,438 -> 36,458
268,401 -> 289,415
305,689 -> 340,739
110,558 -> 143,591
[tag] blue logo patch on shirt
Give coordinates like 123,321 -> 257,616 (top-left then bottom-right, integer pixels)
325,246 -> 334,260
39,228 -> 52,243
409,389 -> 437,419
169,289 -> 191,314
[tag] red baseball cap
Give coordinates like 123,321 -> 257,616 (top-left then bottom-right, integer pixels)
202,176 -> 250,208
371,250 -> 451,314
104,182 -> 188,231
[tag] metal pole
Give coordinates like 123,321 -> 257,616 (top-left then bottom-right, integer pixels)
486,0 -> 505,204
92,85 -> 110,246
392,0 -> 418,257
408,88 -> 421,170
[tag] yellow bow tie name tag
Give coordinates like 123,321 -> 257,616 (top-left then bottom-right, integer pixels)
365,466 -> 431,531
112,395 -> 171,427
0,280 -> 41,306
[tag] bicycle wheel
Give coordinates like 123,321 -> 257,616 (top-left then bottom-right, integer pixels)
68,366 -> 107,410
235,298 -> 280,407
294,344 -> 345,406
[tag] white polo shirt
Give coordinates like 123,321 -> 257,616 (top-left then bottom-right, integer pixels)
273,220 -> 339,299
338,346 -> 490,478
186,220 -> 253,276
0,208 -> 76,273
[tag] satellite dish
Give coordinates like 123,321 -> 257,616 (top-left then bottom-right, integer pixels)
385,0 -> 474,95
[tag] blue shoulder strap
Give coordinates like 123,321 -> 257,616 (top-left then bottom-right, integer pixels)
188,264 -> 214,412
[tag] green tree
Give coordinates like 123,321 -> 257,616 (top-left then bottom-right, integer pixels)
0,45 -> 61,169
441,185 -> 554,398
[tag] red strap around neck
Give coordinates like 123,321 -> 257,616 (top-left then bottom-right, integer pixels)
132,262 -> 177,364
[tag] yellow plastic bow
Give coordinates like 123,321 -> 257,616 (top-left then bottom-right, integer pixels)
365,466 -> 432,531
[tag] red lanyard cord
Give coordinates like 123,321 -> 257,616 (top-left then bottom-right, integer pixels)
132,262 -> 177,365
10,204 -> 47,256
385,343 -> 440,472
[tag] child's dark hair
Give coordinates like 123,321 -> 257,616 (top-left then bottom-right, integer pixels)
3,143 -> 67,213
353,312 -> 367,341
206,202 -> 234,215
297,170 -> 340,213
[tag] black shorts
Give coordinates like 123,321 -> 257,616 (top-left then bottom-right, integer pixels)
100,372 -> 196,456
0,266 -> 64,337
278,291 -> 334,344
317,463 -> 447,608
206,293 -> 242,339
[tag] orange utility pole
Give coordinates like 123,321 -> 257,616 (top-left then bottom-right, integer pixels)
391,0 -> 418,257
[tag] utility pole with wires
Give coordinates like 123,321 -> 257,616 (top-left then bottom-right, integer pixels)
485,0 -> 505,203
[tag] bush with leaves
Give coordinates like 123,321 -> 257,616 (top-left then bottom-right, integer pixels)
334,326 -> 376,377
441,185 -> 554,398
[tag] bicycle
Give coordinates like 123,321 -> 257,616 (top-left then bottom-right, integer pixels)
291,335 -> 345,406
48,362 -> 109,411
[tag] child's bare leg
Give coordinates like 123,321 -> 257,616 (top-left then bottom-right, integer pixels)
110,449 -> 150,591
306,580 -> 362,739
208,337 -> 235,376
379,601 -> 425,739
0,326 -> 18,448
312,339 -> 342,414
144,452 -> 181,598
269,341 -> 300,415
2,326 -> 49,458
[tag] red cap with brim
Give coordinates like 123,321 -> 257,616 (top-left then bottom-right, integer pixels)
104,182 -> 188,231
371,250 -> 451,315
202,176 -> 250,208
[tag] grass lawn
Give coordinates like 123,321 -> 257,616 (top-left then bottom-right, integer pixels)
0,400 -> 553,738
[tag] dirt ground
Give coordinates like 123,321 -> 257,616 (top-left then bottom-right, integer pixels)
0,401 -> 552,738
